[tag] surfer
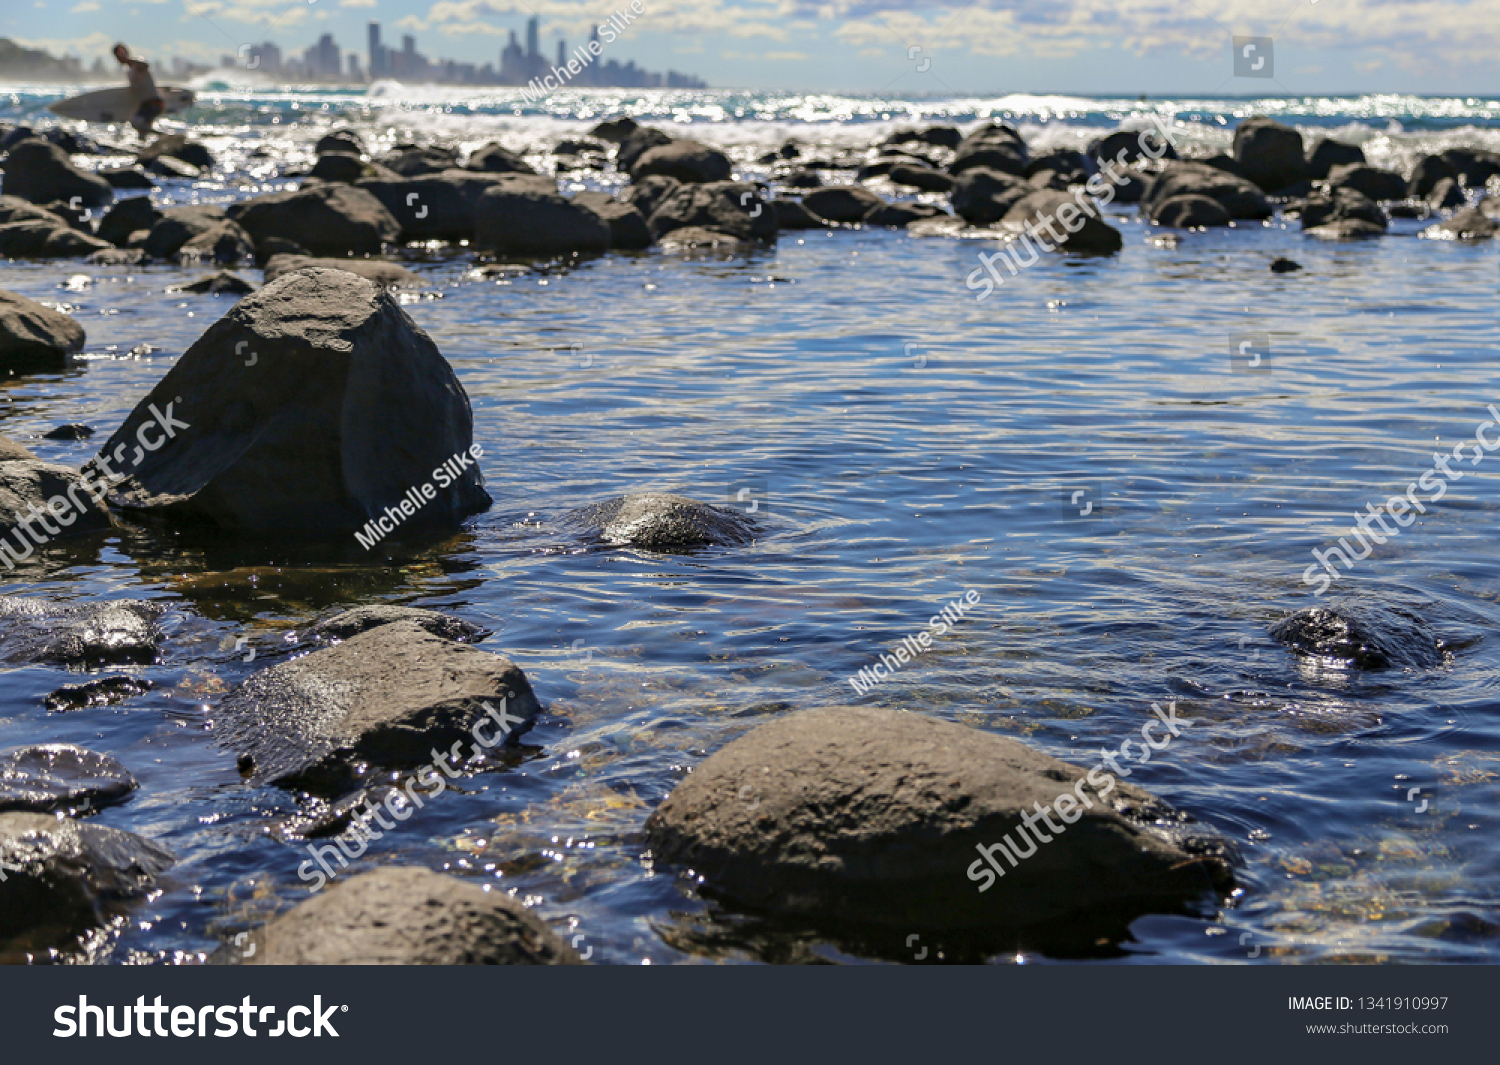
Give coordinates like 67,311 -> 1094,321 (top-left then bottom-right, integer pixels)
113,43 -> 164,139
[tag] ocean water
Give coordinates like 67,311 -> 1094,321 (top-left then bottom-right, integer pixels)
1,86 -> 1499,964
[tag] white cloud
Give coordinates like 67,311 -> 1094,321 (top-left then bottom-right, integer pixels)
763,50 -> 807,60
70,1 -> 101,9
339,0 -> 378,5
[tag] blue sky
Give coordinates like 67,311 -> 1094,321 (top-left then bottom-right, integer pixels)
7,0 -> 1500,93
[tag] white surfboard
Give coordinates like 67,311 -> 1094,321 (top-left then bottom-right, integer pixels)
48,86 -> 195,124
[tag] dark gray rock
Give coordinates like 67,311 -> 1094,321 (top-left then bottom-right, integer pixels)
0,599 -> 162,666
226,867 -> 581,965
950,123 -> 1028,176
262,253 -> 418,287
1270,603 -> 1445,670
571,191 -> 652,250
1408,154 -> 1458,199
0,220 -> 110,258
0,812 -> 173,942
629,139 -> 733,184
887,162 -> 954,192
1270,257 -> 1303,273
1001,189 -> 1123,253
1327,163 -> 1406,202
647,181 -> 776,242
1088,127 -> 1177,164
619,175 -> 682,221
780,167 -> 823,188
865,203 -> 947,228
801,185 -> 884,224
773,198 -> 823,230
645,705 -> 1236,932
465,141 -> 536,174
136,134 -> 213,171
358,170 -> 554,243
175,220 -> 255,265
658,226 -> 748,250
1025,149 -> 1096,186
0,745 -> 136,815
227,185 -> 400,257
1232,116 -> 1305,192
0,288 -> 85,369
315,130 -> 363,156
178,271 -> 255,295
42,424 -> 93,440
1143,162 -> 1273,220
615,126 -> 674,172
44,674 -> 153,712
97,196 -> 161,247
378,145 -> 460,177
590,117 -> 638,143
86,246 -> 148,266
1305,137 -> 1365,180
0,195 -> 66,227
949,167 -> 1032,226
0,138 -> 114,208
310,604 -> 486,643
1301,187 -> 1387,234
566,492 -> 757,551
85,268 -> 486,538
884,126 -> 961,150
1151,193 -> 1231,227
1422,207 -> 1497,240
0,436 -> 37,462
1440,147 -> 1500,188
1426,177 -> 1465,210
473,185 -> 610,256
215,620 -> 541,788
144,155 -> 198,180
142,204 -> 231,259
309,151 -> 369,183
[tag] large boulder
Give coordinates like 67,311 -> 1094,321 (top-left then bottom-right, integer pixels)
359,170 -> 555,242
619,175 -> 682,220
1143,162 -> 1273,219
0,599 -> 162,665
1151,193 -> 1231,227
1407,154 -> 1458,199
175,220 -> 255,265
801,186 -> 884,224
590,117 -> 639,143
1300,186 -> 1387,237
84,268 -> 489,538
1440,147 -> 1500,188
1326,163 -> 1406,202
227,185 -> 400,257
1000,189 -> 1123,253
0,289 -> 85,369
227,868 -> 580,964
1231,116 -> 1305,192
142,204 -> 232,259
262,254 -> 418,287
571,192 -> 652,249
645,706 -> 1236,932
1088,127 -> 1177,165
629,139 -> 733,184
378,144 -> 460,177
465,141 -> 536,174
646,181 -> 776,242
1270,603 -> 1443,670
565,492 -> 757,551
773,198 -> 823,230
0,745 -> 136,815
1305,137 -> 1365,180
950,123 -> 1028,176
97,196 -> 161,247
214,620 -> 541,789
886,162 -> 954,192
884,125 -> 961,150
615,126 -> 674,172
0,462 -> 113,567
473,185 -> 610,256
0,812 -> 172,945
950,167 -> 1032,225
0,138 -> 113,208
0,219 -> 109,259
315,130 -> 364,156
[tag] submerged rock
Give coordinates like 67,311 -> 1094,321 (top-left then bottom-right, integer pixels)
0,219 -> 110,259
309,604 -> 487,643
0,598 -> 163,666
225,867 -> 581,965
0,745 -> 137,815
44,674 -> 153,711
137,134 -> 213,171
85,268 -> 488,538
214,620 -> 541,788
1301,187 -> 1387,238
1269,603 -> 1447,670
0,812 -> 172,942
1151,193 -> 1231,228
1422,207 -> 1498,241
645,705 -> 1235,932
566,492 -> 757,551
177,271 -> 255,295
0,462 -> 113,566
865,203 -> 948,228
1270,257 -> 1303,273
0,138 -> 114,208
0,288 -> 85,370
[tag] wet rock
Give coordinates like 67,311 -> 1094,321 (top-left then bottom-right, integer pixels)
571,191 -> 652,249
801,185 -> 884,224
618,175 -> 681,221
589,116 -> 638,143
99,167 -> 155,190
0,462 -> 114,559
773,198 -> 823,230
1327,163 -> 1406,202
566,492 -> 756,551
0,812 -> 173,942
137,134 -> 213,171
215,620 -> 541,788
97,196 -> 161,247
780,167 -> 823,188
0,195 -> 66,227
142,204 -> 231,259
358,170 -> 554,243
0,219 -> 110,258
0,138 -> 114,209
1407,154 -> 1458,199
1301,187 -> 1387,236
309,604 -> 487,643
175,220 -> 255,265
315,130 -> 364,156
0,745 -> 136,815
555,138 -> 606,156
1000,189 -> 1123,253
1270,603 -> 1445,670
1144,162 -> 1272,220
950,123 -> 1028,176
226,867 -> 580,965
0,437 -> 37,461
86,247 -> 147,267
1270,257 -> 1303,273
647,181 -> 776,242
177,271 -> 255,295
658,227 -> 748,250
143,155 -> 198,180
1151,193 -> 1231,227
262,253 -> 418,287
629,139 -> 733,184
1305,137 -> 1366,180
1088,127 -> 1177,165
865,203 -> 947,228
1426,177 -> 1465,210
615,126 -> 674,172
379,144 -> 460,177
1484,197 -> 1500,221
0,599 -> 163,666
0,288 -> 85,369
949,167 -> 1032,225
1440,147 -> 1500,188
887,162 -> 954,192
1025,149 -> 1096,187
1232,116 -> 1305,192
85,268 -> 486,538
466,141 -> 536,174
645,705 -> 1236,932
43,674 -> 153,711
885,125 -> 961,150
42,424 -> 93,440
473,185 -> 610,257
227,185 -> 400,257
1422,207 -> 1497,241
309,151 -> 371,184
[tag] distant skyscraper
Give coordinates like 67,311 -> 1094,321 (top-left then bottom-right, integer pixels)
526,16 -> 539,60
368,22 -> 383,77
557,39 -> 565,68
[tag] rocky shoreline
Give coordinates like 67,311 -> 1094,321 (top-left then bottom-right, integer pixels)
0,112 -> 1491,964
